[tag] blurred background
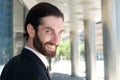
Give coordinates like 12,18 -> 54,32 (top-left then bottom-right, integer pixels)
0,0 -> 120,80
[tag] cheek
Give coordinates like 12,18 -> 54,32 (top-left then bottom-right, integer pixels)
38,31 -> 53,43
39,34 -> 51,43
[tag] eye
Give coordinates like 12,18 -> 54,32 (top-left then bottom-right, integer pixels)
59,30 -> 65,36
45,29 -> 52,34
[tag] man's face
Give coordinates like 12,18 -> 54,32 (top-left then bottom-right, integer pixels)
33,16 -> 64,58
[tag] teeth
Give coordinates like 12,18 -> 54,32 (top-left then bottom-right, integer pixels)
47,44 -> 55,49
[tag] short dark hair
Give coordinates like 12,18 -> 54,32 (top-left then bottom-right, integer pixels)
24,2 -> 64,40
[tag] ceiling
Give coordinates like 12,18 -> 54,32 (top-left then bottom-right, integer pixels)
19,0 -> 101,35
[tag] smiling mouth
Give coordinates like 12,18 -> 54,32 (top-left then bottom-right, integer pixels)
48,44 -> 56,49
45,44 -> 56,51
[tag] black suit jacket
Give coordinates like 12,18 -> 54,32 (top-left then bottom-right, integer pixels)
1,48 -> 51,80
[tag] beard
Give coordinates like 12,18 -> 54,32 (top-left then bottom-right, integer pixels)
33,33 -> 57,58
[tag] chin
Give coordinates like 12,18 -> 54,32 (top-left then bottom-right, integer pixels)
45,52 -> 56,58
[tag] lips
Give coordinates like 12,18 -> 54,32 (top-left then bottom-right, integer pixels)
45,44 -> 56,51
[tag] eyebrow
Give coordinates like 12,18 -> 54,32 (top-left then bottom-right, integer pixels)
44,27 -> 55,32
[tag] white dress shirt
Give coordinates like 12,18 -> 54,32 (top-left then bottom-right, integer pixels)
24,45 -> 49,68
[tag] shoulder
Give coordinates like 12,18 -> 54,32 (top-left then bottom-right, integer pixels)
1,50 -> 49,80
0,54 -> 21,80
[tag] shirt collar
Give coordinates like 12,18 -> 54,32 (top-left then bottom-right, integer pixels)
24,45 -> 49,68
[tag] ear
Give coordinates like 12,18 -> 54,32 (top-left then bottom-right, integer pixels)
27,24 -> 35,38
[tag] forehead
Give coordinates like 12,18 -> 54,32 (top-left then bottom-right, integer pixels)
39,16 -> 64,31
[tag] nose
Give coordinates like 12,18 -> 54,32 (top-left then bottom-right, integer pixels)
52,34 -> 61,45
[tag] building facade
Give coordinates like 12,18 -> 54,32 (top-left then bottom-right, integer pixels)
0,0 -> 13,64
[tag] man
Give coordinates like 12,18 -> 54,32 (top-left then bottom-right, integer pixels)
1,2 -> 64,80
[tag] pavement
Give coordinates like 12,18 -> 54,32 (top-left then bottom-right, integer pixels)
50,73 -> 85,80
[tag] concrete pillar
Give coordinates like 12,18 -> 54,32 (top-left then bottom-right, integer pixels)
13,0 -> 24,56
101,0 -> 120,80
69,0 -> 80,77
70,31 -> 80,76
84,20 -> 96,80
